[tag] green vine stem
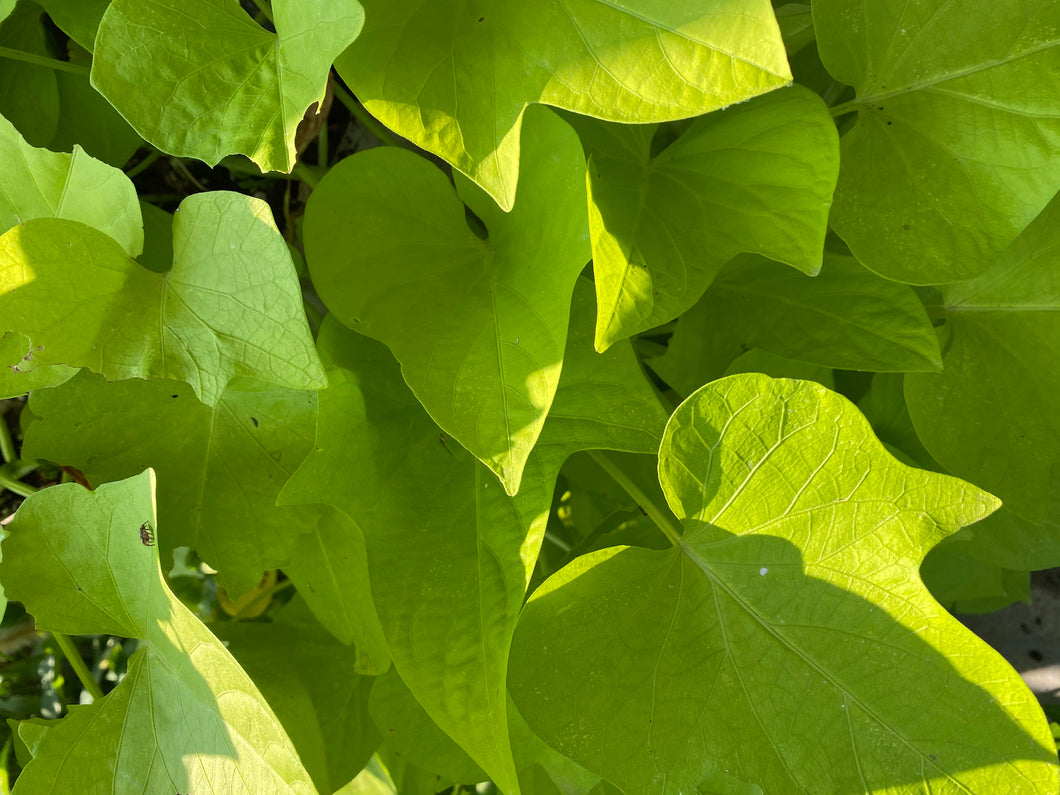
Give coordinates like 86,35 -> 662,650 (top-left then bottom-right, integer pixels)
0,46 -> 89,76
0,473 -> 35,499
829,99 -> 859,118
0,414 -> 16,463
331,80 -> 402,147
587,450 -> 683,548
52,632 -> 106,702
124,149 -> 161,180
291,162 -> 321,189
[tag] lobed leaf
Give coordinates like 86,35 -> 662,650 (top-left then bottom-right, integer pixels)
510,374 -> 1057,793
336,0 -> 792,209
280,281 -> 668,794
649,252 -> 940,398
215,598 -> 381,794
905,192 -> 1060,528
815,0 -> 1060,283
91,0 -> 364,172
304,106 -> 588,494
0,330 -> 76,398
0,191 -> 325,406
579,84 -> 838,350
22,373 -> 324,597
0,111 -> 142,255
0,470 -> 314,793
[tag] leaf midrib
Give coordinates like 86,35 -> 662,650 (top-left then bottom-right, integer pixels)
852,37 -> 1059,110
681,542 -> 974,792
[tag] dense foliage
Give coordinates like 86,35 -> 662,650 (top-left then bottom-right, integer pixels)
0,0 -> 1058,792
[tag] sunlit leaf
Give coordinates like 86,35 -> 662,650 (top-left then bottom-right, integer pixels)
511,374 -> 1056,793
815,0 -> 1060,283
23,372 -> 319,596
91,0 -> 364,172
0,110 -> 142,254
0,191 -> 325,405
578,85 -> 837,350
0,470 -> 314,793
304,107 -> 588,494
906,193 -> 1060,528
336,0 -> 791,208
280,282 -> 668,793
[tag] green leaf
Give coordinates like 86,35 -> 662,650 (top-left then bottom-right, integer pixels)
338,756 -> 398,795
0,2 -> 58,146
921,539 -> 1030,614
282,505 -> 391,672
0,470 -> 314,793
91,0 -> 364,172
37,0 -> 108,51
281,282 -> 667,794
0,0 -> 14,23
336,0 -> 792,209
775,4 -> 814,56
579,84 -> 838,350
0,331 -> 76,398
654,253 -> 940,391
0,191 -> 326,406
815,0 -> 1060,283
304,107 -> 589,494
906,192 -> 1060,526
22,372 -> 320,596
214,598 -> 381,794
369,669 -> 487,787
0,110 -> 142,254
723,348 -> 834,389
511,374 -> 1058,793
48,43 -> 144,169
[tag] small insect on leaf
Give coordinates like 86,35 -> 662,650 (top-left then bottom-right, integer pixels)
139,521 -> 155,547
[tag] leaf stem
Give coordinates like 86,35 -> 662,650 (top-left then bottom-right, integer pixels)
291,162 -> 321,189
331,80 -> 401,147
0,472 -> 35,498
829,99 -> 859,118
0,416 -> 16,463
124,149 -> 161,180
587,451 -> 683,548
0,46 -> 89,76
317,122 -> 329,167
52,632 -> 105,702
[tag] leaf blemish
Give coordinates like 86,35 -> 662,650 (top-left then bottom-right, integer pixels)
759,567 -> 768,576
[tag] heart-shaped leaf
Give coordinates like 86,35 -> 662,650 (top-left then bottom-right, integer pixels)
22,373 -> 324,596
0,470 -> 315,793
0,191 -> 325,405
906,192 -> 1060,527
280,281 -> 668,793
304,107 -> 588,494
91,0 -> 364,172
579,84 -> 838,350
815,0 -> 1060,283
336,0 -> 791,209
510,374 -> 1057,793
